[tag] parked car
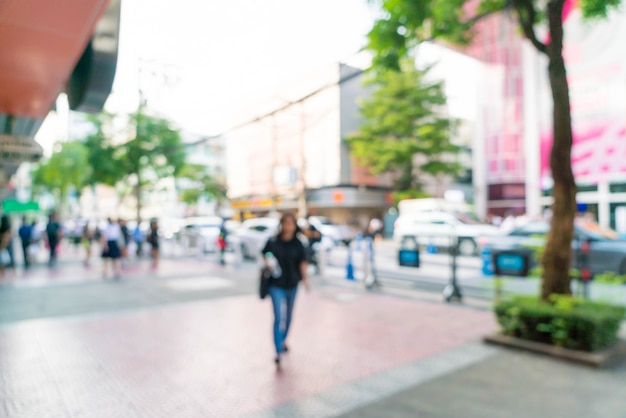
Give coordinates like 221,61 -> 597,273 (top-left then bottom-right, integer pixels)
180,216 -> 237,253
480,220 -> 626,275
236,217 -> 279,260
393,211 -> 501,256
307,216 -> 354,245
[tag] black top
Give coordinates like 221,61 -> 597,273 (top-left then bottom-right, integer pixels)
262,236 -> 306,289
46,222 -> 61,243
148,228 -> 159,247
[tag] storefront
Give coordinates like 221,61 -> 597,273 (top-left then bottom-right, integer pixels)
230,185 -> 393,230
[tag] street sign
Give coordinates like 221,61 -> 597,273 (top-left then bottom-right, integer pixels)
0,135 -> 43,164
493,251 -> 530,277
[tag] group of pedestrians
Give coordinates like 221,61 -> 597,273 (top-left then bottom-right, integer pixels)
0,213 -> 162,280
86,217 -> 161,279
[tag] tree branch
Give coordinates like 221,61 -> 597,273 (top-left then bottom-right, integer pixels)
513,0 -> 548,54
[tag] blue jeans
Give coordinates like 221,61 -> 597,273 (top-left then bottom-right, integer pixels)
268,285 -> 298,355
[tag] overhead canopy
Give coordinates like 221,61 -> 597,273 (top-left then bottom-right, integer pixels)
0,0 -> 114,119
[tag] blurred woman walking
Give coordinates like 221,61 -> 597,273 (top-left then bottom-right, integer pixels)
261,213 -> 311,368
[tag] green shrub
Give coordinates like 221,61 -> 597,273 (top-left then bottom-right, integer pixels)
494,295 -> 625,352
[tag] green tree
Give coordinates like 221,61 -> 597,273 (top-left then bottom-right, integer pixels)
366,0 -> 621,301
83,113 -> 124,187
117,109 -> 186,222
178,163 -> 227,207
346,60 -> 460,196
32,141 -> 92,213
78,109 -> 186,222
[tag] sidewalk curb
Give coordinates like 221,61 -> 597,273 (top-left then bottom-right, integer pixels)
244,342 -> 498,418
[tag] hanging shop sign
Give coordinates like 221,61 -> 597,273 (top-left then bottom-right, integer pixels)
0,135 -> 43,164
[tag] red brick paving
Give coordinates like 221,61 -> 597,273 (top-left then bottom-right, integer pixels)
0,288 -> 496,417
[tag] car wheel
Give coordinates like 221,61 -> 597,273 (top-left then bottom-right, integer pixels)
458,238 -> 477,256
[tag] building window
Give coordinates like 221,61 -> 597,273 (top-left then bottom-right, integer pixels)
609,182 -> 626,193
577,184 -> 598,193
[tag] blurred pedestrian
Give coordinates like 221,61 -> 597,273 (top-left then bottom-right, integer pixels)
0,215 -> 12,279
82,223 -> 94,267
118,219 -> 130,264
261,212 -> 311,368
133,224 -> 144,257
217,219 -> 228,265
45,212 -> 62,267
101,218 -> 122,279
147,219 -> 160,269
18,216 -> 33,269
368,217 -> 383,240
303,214 -> 322,274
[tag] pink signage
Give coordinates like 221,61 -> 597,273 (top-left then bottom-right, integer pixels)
539,5 -> 626,186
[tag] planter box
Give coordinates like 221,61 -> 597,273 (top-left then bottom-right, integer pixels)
484,333 -> 626,368
495,296 -> 625,352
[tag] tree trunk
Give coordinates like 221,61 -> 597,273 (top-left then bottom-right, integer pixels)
541,0 -> 577,301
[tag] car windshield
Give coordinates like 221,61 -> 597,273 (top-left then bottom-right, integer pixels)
454,213 -> 481,225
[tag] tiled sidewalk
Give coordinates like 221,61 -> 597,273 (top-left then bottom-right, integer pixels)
0,289 -> 496,417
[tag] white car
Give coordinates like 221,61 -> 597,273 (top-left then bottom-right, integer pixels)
393,211 -> 501,256
180,216 -> 224,253
308,216 -> 354,245
237,217 -> 279,260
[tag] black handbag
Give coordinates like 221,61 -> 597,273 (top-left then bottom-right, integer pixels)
259,267 -> 271,299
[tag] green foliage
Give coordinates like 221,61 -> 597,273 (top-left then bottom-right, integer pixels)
118,111 -> 186,182
580,0 -> 622,19
367,0 -> 623,69
495,295 -> 625,352
83,113 -> 123,186
594,271 -> 626,285
391,189 -> 431,205
346,61 -> 460,191
178,163 -> 226,205
32,141 -> 92,203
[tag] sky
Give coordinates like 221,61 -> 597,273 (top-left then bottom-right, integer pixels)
107,0 -> 379,135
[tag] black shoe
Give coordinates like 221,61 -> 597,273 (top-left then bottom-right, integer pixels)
274,356 -> 281,367
282,344 -> 289,353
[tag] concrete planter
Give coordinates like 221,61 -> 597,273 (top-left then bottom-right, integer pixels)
484,333 -> 626,368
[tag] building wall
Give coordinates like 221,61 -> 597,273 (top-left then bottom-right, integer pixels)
225,63 -> 394,221
226,83 -> 341,200
468,14 -> 527,216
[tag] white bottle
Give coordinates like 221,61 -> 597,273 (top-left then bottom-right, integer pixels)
266,252 -> 282,278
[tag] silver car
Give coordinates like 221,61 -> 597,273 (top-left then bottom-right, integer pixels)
482,220 -> 626,275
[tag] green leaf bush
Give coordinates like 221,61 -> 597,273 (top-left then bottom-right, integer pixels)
495,295 -> 625,352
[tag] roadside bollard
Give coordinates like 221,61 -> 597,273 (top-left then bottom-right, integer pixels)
427,237 -> 437,254
481,246 -> 494,276
344,239 -> 355,280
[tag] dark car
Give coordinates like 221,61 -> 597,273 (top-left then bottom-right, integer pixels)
482,220 -> 626,275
